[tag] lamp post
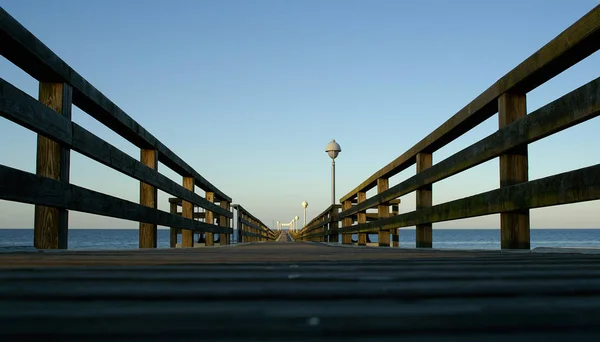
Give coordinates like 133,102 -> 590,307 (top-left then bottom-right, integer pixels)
294,216 -> 299,231
301,201 -> 308,228
325,139 -> 342,204
276,221 -> 280,230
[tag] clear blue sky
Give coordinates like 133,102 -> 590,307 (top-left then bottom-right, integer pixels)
1,0 -> 599,229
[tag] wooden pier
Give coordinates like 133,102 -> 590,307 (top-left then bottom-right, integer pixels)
1,4 -> 600,341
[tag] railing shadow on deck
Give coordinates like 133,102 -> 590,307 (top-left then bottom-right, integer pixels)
297,5 -> 600,249
0,8 -> 277,249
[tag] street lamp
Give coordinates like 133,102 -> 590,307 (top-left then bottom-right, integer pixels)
276,221 -> 280,230
325,139 -> 342,204
294,216 -> 299,231
301,201 -> 308,228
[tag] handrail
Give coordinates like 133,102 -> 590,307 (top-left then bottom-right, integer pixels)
0,7 -> 272,249
300,5 -> 600,249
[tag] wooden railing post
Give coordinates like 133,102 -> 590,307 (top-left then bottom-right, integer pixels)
391,203 -> 399,247
499,93 -> 530,249
181,177 -> 194,247
238,211 -> 243,243
34,82 -> 72,249
139,149 -> 158,248
169,201 -> 178,248
342,200 -> 352,244
205,192 -> 215,246
416,153 -> 433,248
329,206 -> 339,243
220,200 -> 230,245
377,178 -> 390,247
357,192 -> 367,246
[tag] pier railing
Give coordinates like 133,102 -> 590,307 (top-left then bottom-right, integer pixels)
298,5 -> 600,249
232,204 -> 279,242
0,8 -> 269,249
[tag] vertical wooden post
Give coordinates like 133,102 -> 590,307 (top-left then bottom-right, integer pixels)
416,152 -> 433,248
169,201 -> 178,248
205,192 -> 215,246
181,177 -> 194,247
377,178 -> 390,247
220,200 -> 230,245
499,92 -> 530,249
329,206 -> 339,242
139,149 -> 158,248
357,192 -> 367,246
391,203 -> 399,247
238,211 -> 243,243
342,200 -> 353,244
34,82 -> 72,249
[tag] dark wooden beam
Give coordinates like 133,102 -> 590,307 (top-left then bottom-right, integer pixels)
0,79 -> 231,218
338,76 -> 600,220
139,149 -> 158,248
0,165 -> 233,235
340,163 -> 600,234
339,5 -> 600,203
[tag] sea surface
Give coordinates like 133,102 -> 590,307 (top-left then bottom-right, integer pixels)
1,228 -> 600,250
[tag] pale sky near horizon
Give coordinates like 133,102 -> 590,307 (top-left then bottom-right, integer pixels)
0,0 -> 599,230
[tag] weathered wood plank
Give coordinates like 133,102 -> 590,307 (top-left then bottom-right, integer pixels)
0,8 -> 232,202
0,165 -> 232,235
416,152 -> 432,248
377,178 -> 390,247
0,79 -> 231,218
337,76 -> 600,220
181,177 -> 195,247
169,202 -> 178,248
341,163 -> 600,234
139,149 -> 158,248
34,82 -> 72,250
357,192 -> 367,246
341,201 -> 353,244
205,192 -> 215,246
498,92 -> 530,249
220,201 -> 230,245
339,5 -> 600,203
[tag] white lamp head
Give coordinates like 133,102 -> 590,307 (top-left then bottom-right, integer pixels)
325,139 -> 341,160
302,200 -> 308,209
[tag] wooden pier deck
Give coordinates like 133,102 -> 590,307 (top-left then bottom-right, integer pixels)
2,234 -> 600,341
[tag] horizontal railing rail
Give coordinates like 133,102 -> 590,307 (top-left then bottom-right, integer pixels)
298,5 -> 600,249
0,7 -> 276,249
231,204 -> 277,242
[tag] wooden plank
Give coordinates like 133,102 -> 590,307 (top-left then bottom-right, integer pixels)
181,177 -> 194,248
499,92 -> 530,249
339,5 -> 600,203
0,79 -> 232,218
139,149 -> 158,248
391,204 -> 399,247
337,76 -> 600,220
205,192 -> 215,246
220,201 -> 230,245
0,165 -> 233,234
416,153 -> 432,248
377,178 -> 390,247
357,192 -> 367,246
341,163 -> 600,234
34,82 -> 72,250
169,202 -> 178,248
341,201 -> 353,244
328,206 -> 339,242
0,9 -> 232,203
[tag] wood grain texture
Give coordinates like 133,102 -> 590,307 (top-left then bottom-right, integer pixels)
377,178 -> 390,247
1,243 -> 600,340
336,77 -> 600,222
416,153 -> 432,248
341,201 -> 353,244
169,202 -> 178,248
205,192 -> 215,246
339,5 -> 600,203
220,201 -> 230,245
139,149 -> 158,248
357,192 -> 367,246
181,177 -> 194,248
34,82 -> 71,250
498,92 -> 530,249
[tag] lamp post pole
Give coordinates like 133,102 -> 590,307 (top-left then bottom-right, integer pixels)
302,201 -> 308,228
325,139 -> 342,205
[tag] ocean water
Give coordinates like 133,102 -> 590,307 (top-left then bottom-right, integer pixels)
1,228 -> 600,250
